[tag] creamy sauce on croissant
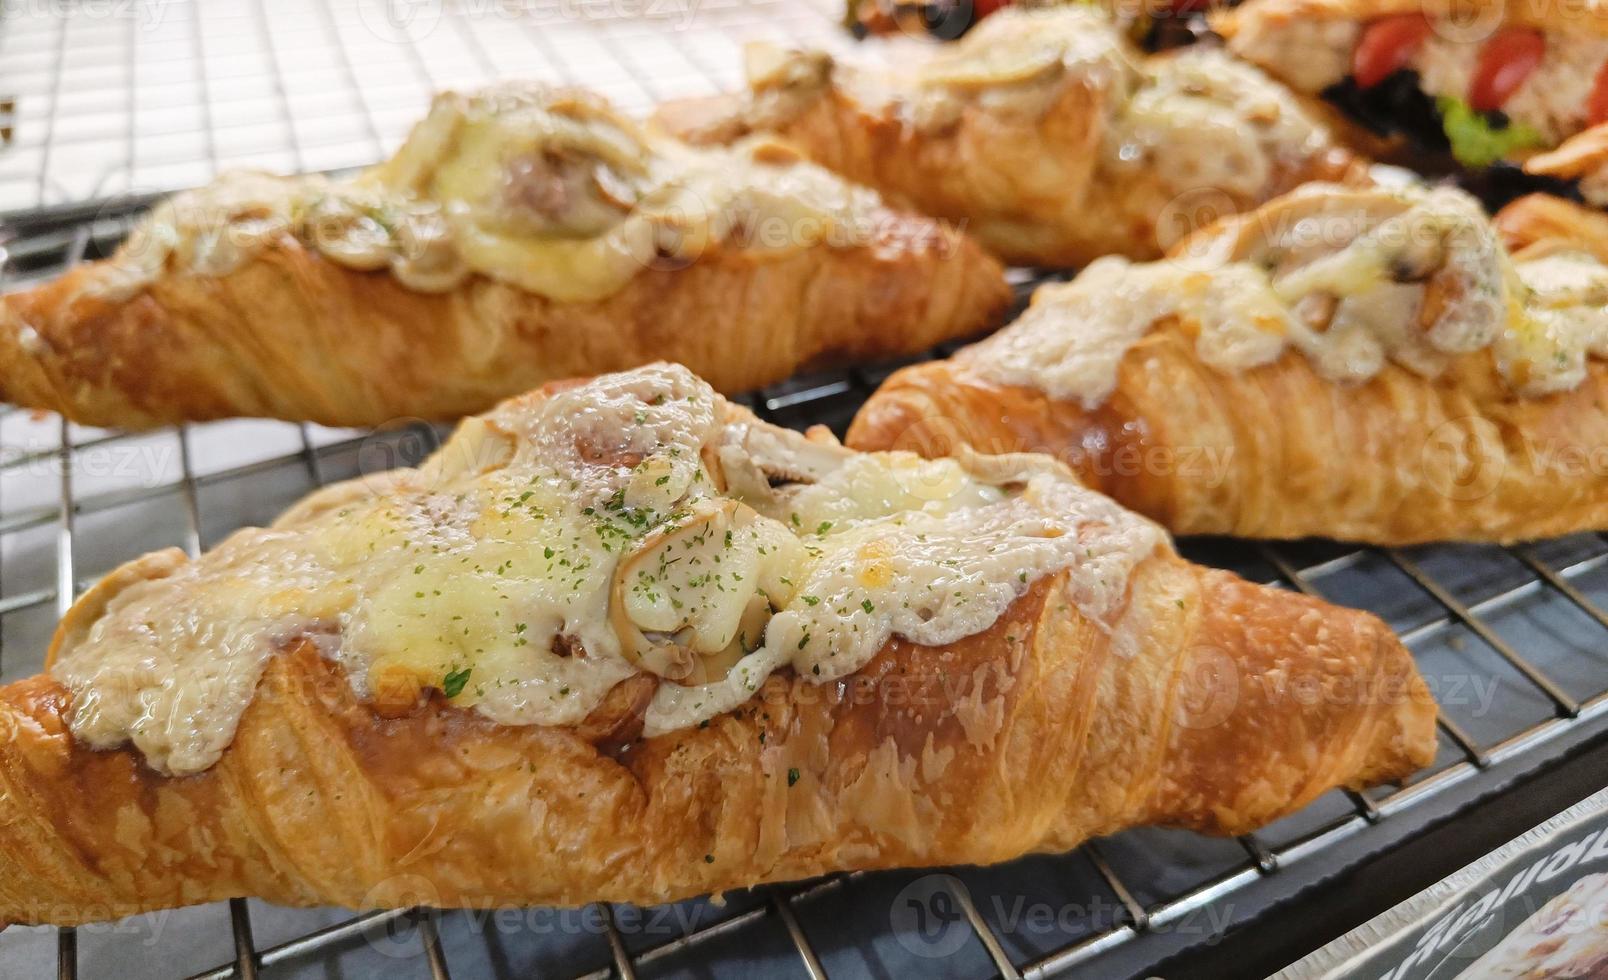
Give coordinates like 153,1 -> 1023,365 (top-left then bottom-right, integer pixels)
1105,48 -> 1331,201
741,7 -> 1136,135
94,84 -> 884,305
52,364 -> 1161,775
743,6 -> 1332,204
965,184 -> 1608,403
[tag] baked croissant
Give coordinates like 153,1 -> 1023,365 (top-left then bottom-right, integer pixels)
0,363 -> 1435,925
652,6 -> 1366,268
1521,125 -> 1608,208
1218,0 -> 1608,180
1495,192 -> 1608,262
849,182 -> 1608,545
0,83 -> 1010,430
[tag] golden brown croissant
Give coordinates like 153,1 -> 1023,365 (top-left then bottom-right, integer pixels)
1218,0 -> 1608,173
849,182 -> 1608,545
652,6 -> 1366,268
0,363 -> 1435,925
0,84 -> 1010,430
1495,192 -> 1608,263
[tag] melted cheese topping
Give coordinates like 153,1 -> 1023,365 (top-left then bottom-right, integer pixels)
737,7 -> 1140,137
94,84 -> 883,304
1501,248 -> 1608,393
899,7 -> 1138,131
1105,48 -> 1332,200
52,364 -> 1161,775
745,7 -> 1335,208
964,183 -> 1606,402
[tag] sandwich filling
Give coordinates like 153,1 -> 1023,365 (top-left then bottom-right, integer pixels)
1227,12 -> 1608,169
52,364 -> 1161,775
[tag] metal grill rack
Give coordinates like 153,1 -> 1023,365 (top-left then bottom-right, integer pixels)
0,203 -> 1606,980
2,1 -> 1608,976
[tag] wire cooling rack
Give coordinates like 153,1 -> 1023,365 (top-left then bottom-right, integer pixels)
0,0 -> 857,214
0,203 -> 1606,980
3,1 -> 1608,977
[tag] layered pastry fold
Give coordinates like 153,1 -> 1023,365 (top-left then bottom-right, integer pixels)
0,84 -> 1009,429
0,364 -> 1434,924
851,182 -> 1608,544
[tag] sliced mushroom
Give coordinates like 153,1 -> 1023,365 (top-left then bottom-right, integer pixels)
1212,186 -> 1411,269
744,43 -> 832,92
919,33 -> 1065,89
367,93 -> 465,194
305,195 -> 396,271
611,498 -> 802,685
713,422 -> 853,505
574,674 -> 657,750
390,209 -> 469,293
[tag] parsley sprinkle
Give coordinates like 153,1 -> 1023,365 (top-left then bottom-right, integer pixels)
442,668 -> 472,698
802,595 -> 820,606
788,768 -> 800,787
861,599 -> 874,614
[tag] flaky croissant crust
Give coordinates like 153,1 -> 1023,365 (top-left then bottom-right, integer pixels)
654,12 -> 1365,268
0,209 -> 1008,429
0,560 -> 1433,925
1496,193 -> 1608,262
849,190 -> 1608,545
850,334 -> 1608,544
0,382 -> 1435,924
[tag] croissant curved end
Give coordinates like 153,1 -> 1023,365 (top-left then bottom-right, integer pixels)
46,548 -> 190,672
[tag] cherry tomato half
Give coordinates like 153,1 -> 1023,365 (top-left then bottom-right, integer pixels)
1470,28 -> 1545,112
1353,14 -> 1433,90
1589,59 -> 1608,125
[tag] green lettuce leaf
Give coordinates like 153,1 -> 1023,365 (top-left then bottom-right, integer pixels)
1437,96 -> 1545,169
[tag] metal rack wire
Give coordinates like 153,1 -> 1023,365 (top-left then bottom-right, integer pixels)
0,0 -> 857,214
0,206 -> 1606,979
